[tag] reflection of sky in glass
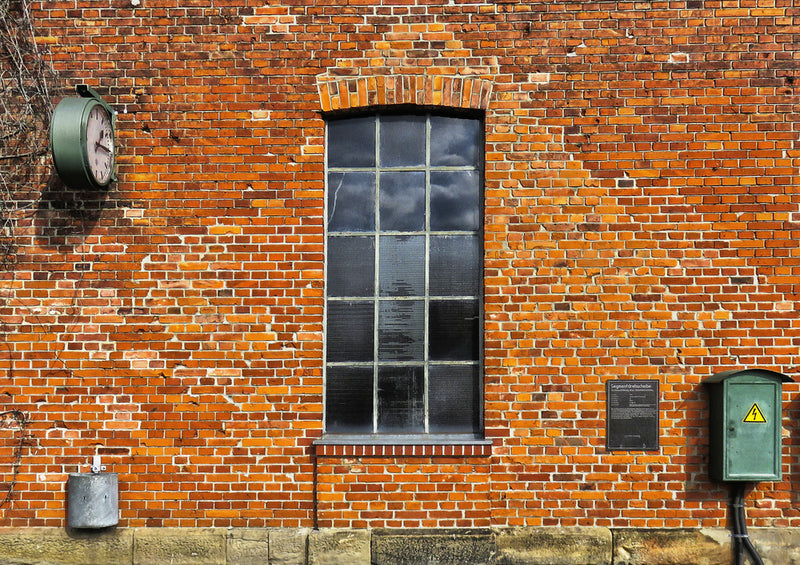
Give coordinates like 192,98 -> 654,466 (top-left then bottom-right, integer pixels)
328,116 -> 375,167
380,171 -> 425,231
430,116 -> 482,167
327,172 -> 375,232
430,170 -> 481,231
380,115 -> 426,167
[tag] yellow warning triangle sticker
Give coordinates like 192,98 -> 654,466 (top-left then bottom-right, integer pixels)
743,403 -> 767,423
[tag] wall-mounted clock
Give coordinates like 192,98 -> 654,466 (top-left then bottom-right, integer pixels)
50,84 -> 117,190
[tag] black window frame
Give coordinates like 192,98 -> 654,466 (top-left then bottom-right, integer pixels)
323,108 -> 485,443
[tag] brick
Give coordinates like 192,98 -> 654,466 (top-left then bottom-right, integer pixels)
0,0 -> 797,537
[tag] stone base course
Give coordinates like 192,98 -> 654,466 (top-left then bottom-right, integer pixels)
0,526 -> 797,565
495,527 -> 612,565
0,527 -> 133,565
372,528 -> 495,565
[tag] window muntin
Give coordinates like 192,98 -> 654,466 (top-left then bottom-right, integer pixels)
325,112 -> 483,438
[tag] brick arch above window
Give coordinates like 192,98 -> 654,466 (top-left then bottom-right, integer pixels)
316,74 -> 494,113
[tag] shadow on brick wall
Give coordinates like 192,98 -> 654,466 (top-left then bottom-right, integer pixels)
35,174 -> 108,244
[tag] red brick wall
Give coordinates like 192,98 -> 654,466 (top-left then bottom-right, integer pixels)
0,0 -> 797,529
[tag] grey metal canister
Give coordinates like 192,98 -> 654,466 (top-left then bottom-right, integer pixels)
67,472 -> 118,528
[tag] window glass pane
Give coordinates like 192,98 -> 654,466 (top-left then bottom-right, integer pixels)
327,172 -> 376,232
379,235 -> 425,297
379,171 -> 425,231
430,116 -> 481,167
429,299 -> 480,361
327,236 -> 375,297
326,301 -> 374,362
379,115 -> 426,167
326,366 -> 374,433
328,116 -> 376,168
326,112 -> 484,437
429,365 -> 480,433
378,366 -> 424,433
430,171 -> 481,231
429,235 -> 482,297
378,300 -> 424,361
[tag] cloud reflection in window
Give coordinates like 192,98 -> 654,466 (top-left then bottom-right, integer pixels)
327,172 -> 376,232
379,171 -> 425,231
430,116 -> 482,167
430,170 -> 481,231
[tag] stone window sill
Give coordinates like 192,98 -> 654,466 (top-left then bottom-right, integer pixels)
314,435 -> 493,457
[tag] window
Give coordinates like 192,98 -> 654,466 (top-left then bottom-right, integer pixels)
324,112 -> 483,438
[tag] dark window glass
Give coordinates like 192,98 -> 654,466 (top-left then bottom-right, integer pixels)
328,236 -> 375,297
378,300 -> 425,361
429,235 -> 482,297
326,301 -> 373,362
326,366 -> 374,433
380,115 -> 426,167
378,366 -> 425,432
429,300 -> 480,361
326,112 -> 483,437
429,365 -> 480,433
379,235 -> 425,297
328,116 -> 376,167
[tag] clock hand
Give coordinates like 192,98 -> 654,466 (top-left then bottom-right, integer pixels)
94,141 -> 112,153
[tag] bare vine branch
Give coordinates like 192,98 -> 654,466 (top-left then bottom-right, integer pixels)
0,410 -> 30,509
0,0 -> 58,510
0,0 -> 56,268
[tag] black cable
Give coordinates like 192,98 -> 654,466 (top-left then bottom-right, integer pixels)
731,484 -> 744,565
739,486 -> 764,565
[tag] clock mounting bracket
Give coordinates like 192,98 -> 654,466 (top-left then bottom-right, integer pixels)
75,84 -> 117,133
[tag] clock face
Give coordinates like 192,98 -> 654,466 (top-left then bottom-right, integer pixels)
85,104 -> 114,186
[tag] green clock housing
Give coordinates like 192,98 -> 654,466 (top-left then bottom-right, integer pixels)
50,84 -> 116,190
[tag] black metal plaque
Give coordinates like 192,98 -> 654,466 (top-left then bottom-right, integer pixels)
606,380 -> 659,451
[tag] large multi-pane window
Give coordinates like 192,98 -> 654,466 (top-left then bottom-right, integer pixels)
324,111 -> 483,438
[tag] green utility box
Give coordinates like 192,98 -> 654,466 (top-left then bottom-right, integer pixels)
703,369 -> 793,482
